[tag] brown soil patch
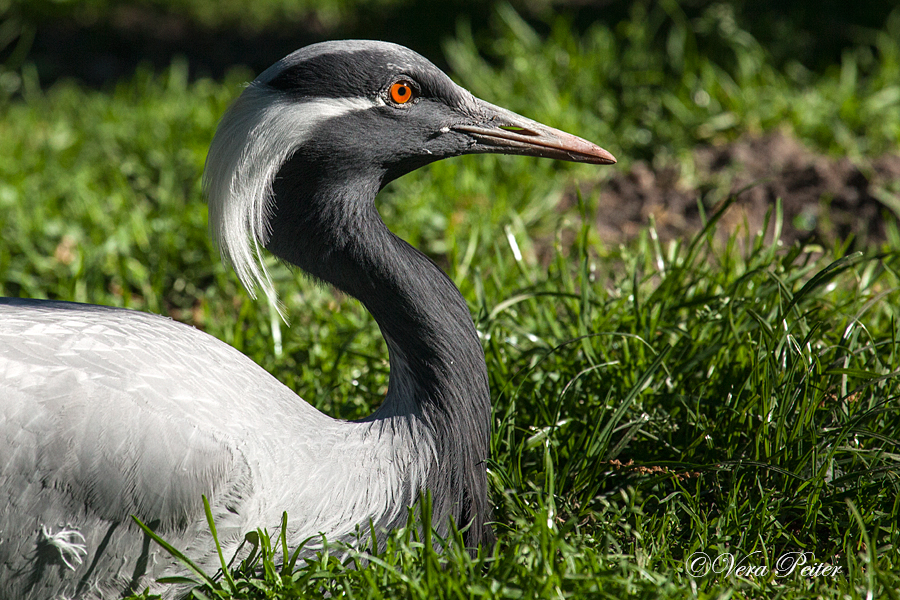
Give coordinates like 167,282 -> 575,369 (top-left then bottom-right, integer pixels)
589,132 -> 900,248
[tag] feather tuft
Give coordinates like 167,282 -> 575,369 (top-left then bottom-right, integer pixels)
41,525 -> 88,571
203,83 -> 376,314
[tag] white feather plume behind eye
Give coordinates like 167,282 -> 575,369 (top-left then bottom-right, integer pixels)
203,82 -> 377,311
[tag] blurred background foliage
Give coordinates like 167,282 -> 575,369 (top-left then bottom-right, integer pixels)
2,0 -> 899,167
2,0 -> 899,85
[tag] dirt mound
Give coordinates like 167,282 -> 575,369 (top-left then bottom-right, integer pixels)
592,132 -> 900,248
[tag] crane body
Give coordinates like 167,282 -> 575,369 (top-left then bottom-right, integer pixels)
0,40 -> 614,598
2,298 -> 428,598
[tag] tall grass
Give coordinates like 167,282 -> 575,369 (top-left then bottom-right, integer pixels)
2,3 -> 899,598
124,197 -> 900,599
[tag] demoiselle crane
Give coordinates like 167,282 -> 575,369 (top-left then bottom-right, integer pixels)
0,40 -> 615,598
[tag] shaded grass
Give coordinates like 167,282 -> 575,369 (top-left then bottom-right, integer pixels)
1,4 -> 899,599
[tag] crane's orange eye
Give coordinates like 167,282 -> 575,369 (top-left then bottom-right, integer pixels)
389,81 -> 414,104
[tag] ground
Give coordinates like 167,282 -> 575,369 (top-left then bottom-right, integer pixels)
587,132 -> 900,248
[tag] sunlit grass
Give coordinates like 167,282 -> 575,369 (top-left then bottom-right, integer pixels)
2,3 -> 899,599
124,199 -> 900,599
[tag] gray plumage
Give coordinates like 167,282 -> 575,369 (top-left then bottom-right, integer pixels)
2,298 -> 426,598
1,40 -> 614,598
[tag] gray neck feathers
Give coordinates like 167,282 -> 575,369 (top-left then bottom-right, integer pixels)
265,151 -> 494,549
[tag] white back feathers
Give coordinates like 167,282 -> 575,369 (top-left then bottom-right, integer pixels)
203,81 -> 376,307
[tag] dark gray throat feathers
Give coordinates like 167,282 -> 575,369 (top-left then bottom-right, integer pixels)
266,152 -> 494,551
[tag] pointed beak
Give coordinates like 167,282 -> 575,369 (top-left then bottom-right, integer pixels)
452,99 -> 616,165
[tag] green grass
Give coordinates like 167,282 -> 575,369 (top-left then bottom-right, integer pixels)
5,0 -> 364,33
2,3 -> 900,599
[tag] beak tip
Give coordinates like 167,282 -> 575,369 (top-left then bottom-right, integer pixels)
589,145 -> 617,165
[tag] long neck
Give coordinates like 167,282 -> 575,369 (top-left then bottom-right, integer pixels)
266,153 -> 494,550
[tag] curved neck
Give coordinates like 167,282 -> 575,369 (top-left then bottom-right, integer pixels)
265,152 -> 494,549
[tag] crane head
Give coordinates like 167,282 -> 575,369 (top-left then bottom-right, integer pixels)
204,40 -> 615,303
